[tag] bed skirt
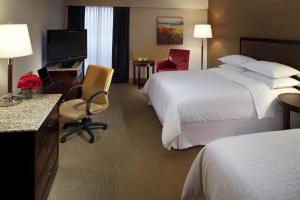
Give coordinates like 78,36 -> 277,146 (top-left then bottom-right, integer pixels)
172,111 -> 300,149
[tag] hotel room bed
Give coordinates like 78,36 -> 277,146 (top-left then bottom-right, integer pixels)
181,128 -> 300,200
142,37 -> 300,150
143,68 -> 298,149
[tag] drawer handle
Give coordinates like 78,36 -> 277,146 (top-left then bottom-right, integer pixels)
44,124 -> 54,129
48,164 -> 54,176
44,124 -> 57,129
43,120 -> 59,129
47,145 -> 52,153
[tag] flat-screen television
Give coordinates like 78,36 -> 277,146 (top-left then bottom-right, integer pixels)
47,29 -> 87,65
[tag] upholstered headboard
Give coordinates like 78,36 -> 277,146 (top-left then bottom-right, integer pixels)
240,37 -> 300,71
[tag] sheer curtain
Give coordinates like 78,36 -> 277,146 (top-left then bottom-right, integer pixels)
84,7 -> 113,71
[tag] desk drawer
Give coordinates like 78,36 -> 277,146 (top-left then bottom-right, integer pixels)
36,124 -> 57,154
36,131 -> 57,180
36,106 -> 58,153
36,107 -> 58,180
36,144 -> 58,200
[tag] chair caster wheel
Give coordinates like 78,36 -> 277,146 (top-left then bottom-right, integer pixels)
60,137 -> 66,143
62,124 -> 68,129
102,124 -> 108,130
89,138 -> 94,144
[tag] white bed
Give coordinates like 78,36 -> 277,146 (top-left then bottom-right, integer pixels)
142,68 -> 299,149
181,129 -> 300,200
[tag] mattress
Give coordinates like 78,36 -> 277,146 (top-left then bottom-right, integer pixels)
182,129 -> 300,200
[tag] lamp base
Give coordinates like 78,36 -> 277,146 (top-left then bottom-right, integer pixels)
0,95 -> 22,107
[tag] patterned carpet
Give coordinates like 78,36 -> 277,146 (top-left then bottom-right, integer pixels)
48,83 -> 201,200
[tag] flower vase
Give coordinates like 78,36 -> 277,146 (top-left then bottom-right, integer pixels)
23,89 -> 33,99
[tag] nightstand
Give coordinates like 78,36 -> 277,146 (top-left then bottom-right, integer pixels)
278,93 -> 300,129
132,60 -> 155,89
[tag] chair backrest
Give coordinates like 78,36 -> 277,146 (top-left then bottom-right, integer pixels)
168,49 -> 190,64
82,65 -> 114,105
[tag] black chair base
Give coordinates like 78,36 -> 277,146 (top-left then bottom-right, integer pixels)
60,117 -> 107,144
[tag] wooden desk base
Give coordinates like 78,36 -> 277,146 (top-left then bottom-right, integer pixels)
0,101 -> 59,199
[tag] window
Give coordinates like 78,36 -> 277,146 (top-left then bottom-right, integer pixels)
84,7 -> 113,70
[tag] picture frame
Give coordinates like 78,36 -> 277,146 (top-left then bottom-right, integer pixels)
157,16 -> 184,45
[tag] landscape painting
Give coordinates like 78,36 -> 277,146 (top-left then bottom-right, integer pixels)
157,17 -> 183,45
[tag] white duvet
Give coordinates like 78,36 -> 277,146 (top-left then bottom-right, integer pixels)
182,129 -> 300,200
142,68 -> 299,149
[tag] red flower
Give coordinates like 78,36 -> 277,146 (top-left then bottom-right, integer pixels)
17,73 -> 42,91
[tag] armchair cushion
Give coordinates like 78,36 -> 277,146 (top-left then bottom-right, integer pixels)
157,60 -> 171,69
59,99 -> 108,121
157,49 -> 190,72
177,62 -> 189,70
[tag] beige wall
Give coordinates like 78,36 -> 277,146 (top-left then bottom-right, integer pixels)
130,8 -> 207,78
66,0 -> 208,9
208,0 -> 300,67
0,0 -> 65,96
65,0 -> 208,77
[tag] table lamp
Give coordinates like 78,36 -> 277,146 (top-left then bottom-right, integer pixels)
0,24 -> 33,107
193,24 -> 212,70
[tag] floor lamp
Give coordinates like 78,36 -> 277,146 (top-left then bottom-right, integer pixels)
193,24 -> 212,70
0,24 -> 32,106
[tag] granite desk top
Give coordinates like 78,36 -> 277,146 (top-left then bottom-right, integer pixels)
0,94 -> 61,133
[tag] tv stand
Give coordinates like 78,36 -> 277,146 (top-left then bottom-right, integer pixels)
59,65 -> 73,69
45,61 -> 84,98
60,60 -> 77,68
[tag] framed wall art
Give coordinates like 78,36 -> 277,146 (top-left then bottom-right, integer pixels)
157,17 -> 183,45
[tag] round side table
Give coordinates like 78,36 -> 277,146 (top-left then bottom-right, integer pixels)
278,93 -> 300,129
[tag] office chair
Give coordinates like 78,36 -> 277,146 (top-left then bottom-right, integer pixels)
59,65 -> 114,144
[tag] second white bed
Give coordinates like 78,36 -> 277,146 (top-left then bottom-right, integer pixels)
182,129 -> 300,200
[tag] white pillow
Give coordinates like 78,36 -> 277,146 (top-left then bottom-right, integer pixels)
218,55 -> 257,67
241,61 -> 300,78
220,64 -> 247,73
243,71 -> 300,89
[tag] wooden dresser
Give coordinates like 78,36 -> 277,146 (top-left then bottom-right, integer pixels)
46,61 -> 83,92
0,94 -> 61,200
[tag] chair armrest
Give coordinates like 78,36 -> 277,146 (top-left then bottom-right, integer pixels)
60,85 -> 82,104
176,62 -> 189,70
157,60 -> 170,70
86,91 -> 108,115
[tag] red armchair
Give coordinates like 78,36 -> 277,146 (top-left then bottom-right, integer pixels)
156,49 -> 190,72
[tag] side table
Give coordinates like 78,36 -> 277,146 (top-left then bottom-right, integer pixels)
278,93 -> 300,129
132,60 -> 155,89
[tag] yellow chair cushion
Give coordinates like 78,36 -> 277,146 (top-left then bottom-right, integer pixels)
59,99 -> 108,121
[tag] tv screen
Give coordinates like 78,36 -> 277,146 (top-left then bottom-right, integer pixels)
47,30 -> 87,64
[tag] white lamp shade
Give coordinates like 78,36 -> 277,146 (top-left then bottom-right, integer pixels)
0,24 -> 33,58
193,24 -> 212,38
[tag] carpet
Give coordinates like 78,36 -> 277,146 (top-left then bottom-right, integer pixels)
48,83 -> 202,200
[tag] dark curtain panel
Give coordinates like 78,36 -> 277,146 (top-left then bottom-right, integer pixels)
68,6 -> 85,30
68,5 -> 85,92
112,7 -> 130,83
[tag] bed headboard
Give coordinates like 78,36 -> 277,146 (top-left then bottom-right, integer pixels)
240,37 -> 300,71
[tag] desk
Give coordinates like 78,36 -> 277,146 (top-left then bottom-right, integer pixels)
132,60 -> 155,89
0,94 -> 61,200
